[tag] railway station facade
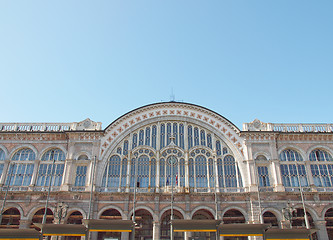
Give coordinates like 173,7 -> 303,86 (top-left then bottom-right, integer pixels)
0,102 -> 332,240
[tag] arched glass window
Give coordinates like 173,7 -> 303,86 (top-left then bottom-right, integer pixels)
152,125 -> 157,149
256,155 -> 268,161
224,155 -> 237,188
160,158 -> 165,187
123,141 -> 129,155
78,154 -> 88,160
132,133 -> 137,149
0,149 -> 5,181
173,123 -> 178,146
280,149 -> 303,162
164,156 -> 178,187
207,134 -> 212,149
309,149 -> 333,162
160,124 -> 165,149
179,158 -> 185,187
216,141 -> 221,156
310,149 -> 333,187
166,123 -> 172,146
101,155 -> 121,191
188,126 -> 193,149
8,148 -> 35,186
150,158 -> 156,188
12,148 -> 35,161
137,155 -> 149,189
217,158 -> 224,188
195,155 -> 208,189
208,158 -> 215,188
0,149 -> 5,160
280,149 -> 308,189
37,149 -> 65,187
121,158 -> 128,188
145,127 -> 150,146
194,128 -> 199,146
189,158 -> 194,188
200,130 -> 206,146
139,130 -> 144,146
179,124 -> 184,149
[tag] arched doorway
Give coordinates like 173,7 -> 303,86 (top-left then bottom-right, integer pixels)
0,208 -> 20,228
263,211 -> 279,228
325,208 -> 333,240
98,209 -> 123,240
130,209 -> 153,240
65,211 -> 84,240
291,208 -> 318,240
160,209 -> 184,240
192,209 -> 215,240
222,209 -> 246,240
31,208 -> 54,227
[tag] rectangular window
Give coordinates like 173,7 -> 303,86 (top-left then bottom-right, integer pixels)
75,166 -> 87,187
258,166 -> 270,187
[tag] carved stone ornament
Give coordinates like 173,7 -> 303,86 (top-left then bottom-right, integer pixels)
75,118 -> 102,131
247,119 -> 269,131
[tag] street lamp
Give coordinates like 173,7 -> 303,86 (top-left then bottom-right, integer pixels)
295,162 -> 310,230
168,135 -> 177,240
132,154 -> 139,240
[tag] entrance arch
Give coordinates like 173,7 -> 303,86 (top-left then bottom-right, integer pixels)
130,209 -> 154,240
222,209 -> 246,240
325,208 -> 333,240
192,209 -> 215,240
160,209 -> 184,240
0,207 -> 20,228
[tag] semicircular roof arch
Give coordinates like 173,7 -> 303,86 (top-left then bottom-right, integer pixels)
101,102 -> 244,158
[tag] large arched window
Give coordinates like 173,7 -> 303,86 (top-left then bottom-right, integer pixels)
279,149 -> 308,189
7,148 -> 35,186
101,155 -> 122,191
217,155 -> 243,191
36,149 -> 65,187
309,149 -> 333,187
102,121 -> 241,193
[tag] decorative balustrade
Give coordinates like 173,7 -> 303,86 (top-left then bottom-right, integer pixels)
243,119 -> 333,133
0,119 -> 102,132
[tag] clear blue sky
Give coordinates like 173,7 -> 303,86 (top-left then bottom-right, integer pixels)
1,0 -> 332,129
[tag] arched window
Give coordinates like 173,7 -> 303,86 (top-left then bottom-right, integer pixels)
195,155 -> 208,190
0,149 -> 5,181
77,154 -> 89,160
36,149 -> 65,187
309,149 -> 333,187
7,148 -> 35,186
101,155 -> 121,191
280,149 -> 308,189
0,149 -> 5,160
224,155 -> 237,188
137,155 -> 149,189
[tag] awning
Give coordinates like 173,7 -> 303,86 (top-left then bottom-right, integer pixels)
218,223 -> 270,237
171,220 -> 222,232
0,229 -> 41,240
265,228 -> 317,240
34,224 -> 86,236
82,220 -> 133,232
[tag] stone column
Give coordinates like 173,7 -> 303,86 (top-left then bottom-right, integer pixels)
61,159 -> 74,191
314,220 -> 329,240
153,221 -> 160,240
19,219 -> 31,229
121,232 -> 130,240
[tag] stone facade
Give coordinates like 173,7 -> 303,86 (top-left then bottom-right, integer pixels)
0,102 -> 332,240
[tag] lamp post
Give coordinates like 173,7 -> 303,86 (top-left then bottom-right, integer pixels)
132,155 -> 139,240
0,163 -> 15,224
295,162 -> 310,229
88,156 -> 97,220
168,135 -> 177,240
42,158 -> 56,224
